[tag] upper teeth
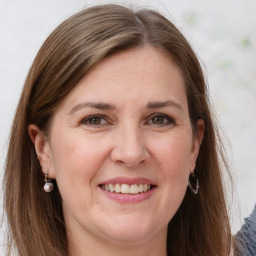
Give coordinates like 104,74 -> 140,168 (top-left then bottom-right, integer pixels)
101,184 -> 151,194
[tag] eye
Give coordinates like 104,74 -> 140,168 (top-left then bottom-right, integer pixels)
147,114 -> 175,126
81,115 -> 108,126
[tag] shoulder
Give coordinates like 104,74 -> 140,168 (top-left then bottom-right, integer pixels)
235,204 -> 256,256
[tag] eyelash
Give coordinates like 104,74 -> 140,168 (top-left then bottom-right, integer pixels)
80,113 -> 175,127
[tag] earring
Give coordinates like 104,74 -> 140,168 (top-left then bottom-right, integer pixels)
188,171 -> 199,194
43,171 -> 54,192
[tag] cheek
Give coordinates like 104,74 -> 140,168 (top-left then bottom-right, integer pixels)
49,135 -> 110,214
50,134 -> 107,188
155,134 -> 192,174
152,133 -> 192,199
152,136 -> 192,220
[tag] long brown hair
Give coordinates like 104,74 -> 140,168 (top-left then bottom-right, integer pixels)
3,4 -> 232,256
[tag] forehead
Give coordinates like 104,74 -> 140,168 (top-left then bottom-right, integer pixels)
58,45 -> 187,111
86,45 -> 183,84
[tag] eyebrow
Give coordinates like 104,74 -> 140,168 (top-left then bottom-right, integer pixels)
68,102 -> 116,115
147,100 -> 184,113
69,100 -> 184,115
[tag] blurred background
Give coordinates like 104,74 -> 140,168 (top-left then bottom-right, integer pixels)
1,0 -> 256,249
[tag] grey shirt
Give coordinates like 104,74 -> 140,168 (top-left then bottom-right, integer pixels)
235,204 -> 256,255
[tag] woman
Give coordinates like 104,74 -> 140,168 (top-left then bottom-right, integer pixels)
3,4 -> 233,256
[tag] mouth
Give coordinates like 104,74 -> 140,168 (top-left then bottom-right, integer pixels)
100,183 -> 155,195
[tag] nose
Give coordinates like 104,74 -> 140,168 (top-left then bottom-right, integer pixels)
110,125 -> 150,168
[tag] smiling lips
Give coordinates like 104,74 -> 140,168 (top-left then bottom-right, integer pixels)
99,177 -> 156,202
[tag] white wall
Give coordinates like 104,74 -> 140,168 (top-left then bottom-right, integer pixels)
1,0 -> 256,248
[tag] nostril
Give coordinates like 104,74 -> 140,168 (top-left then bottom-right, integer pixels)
115,158 -> 148,168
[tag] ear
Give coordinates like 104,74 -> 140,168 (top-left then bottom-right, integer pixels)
28,124 -> 55,179
189,119 -> 205,172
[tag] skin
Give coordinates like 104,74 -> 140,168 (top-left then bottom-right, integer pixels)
29,45 -> 204,256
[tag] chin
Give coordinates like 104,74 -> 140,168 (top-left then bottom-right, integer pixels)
100,214 -> 160,243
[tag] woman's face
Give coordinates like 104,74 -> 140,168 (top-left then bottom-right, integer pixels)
33,46 -> 203,246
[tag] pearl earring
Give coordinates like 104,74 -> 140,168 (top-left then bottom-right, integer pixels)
43,171 -> 54,192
